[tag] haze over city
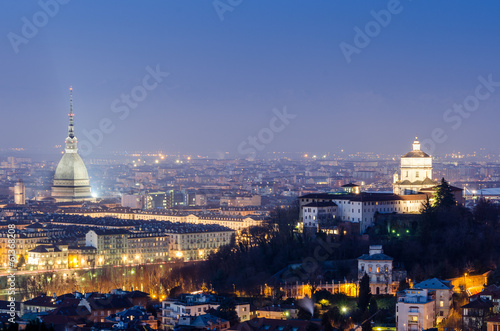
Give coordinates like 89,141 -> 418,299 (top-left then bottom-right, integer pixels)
1,1 -> 500,158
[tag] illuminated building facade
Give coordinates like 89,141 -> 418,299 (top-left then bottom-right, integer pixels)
68,246 -> 97,268
51,88 -> 93,203
0,230 -> 65,269
61,208 -> 264,232
85,229 -> 169,266
27,244 -> 69,270
396,288 -> 435,331
86,229 -> 130,266
128,232 -> 169,263
300,193 -> 426,233
167,227 -> 234,261
358,245 -> 396,295
161,294 -> 250,330
413,278 -> 454,324
302,201 -> 337,231
393,138 -> 437,195
14,179 -> 25,205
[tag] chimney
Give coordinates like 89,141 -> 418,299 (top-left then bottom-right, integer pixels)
369,245 -> 383,256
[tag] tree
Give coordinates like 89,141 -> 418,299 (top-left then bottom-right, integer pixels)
361,310 -> 372,331
433,178 -> 455,209
169,286 -> 183,298
321,312 -> 334,331
368,297 -> 378,319
488,265 -> 500,286
297,306 -> 313,320
207,299 -> 239,326
305,322 -> 320,331
474,198 -> 499,225
16,255 -> 25,269
358,273 -> 371,313
322,306 -> 350,331
421,195 -> 433,214
25,320 -> 54,331
3,322 -> 19,331
397,278 -> 409,292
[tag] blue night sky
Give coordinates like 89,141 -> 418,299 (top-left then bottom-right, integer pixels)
1,1 -> 500,158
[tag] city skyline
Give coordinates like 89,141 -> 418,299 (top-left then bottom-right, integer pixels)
2,3 -> 500,329
1,1 -> 500,158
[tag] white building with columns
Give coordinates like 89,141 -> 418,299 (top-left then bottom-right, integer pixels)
393,138 -> 437,195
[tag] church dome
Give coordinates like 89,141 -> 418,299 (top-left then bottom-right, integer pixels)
54,152 -> 89,181
402,150 -> 430,158
402,137 -> 430,158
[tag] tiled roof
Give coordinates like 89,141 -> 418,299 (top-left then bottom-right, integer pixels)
24,295 -> 57,307
87,295 -> 134,310
462,298 -> 494,309
413,278 -> 453,290
358,253 -> 393,261
234,318 -> 316,331
302,201 -> 337,208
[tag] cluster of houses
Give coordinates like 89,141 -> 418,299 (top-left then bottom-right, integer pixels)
0,290 -> 311,331
395,278 -> 500,331
3,244 -> 500,331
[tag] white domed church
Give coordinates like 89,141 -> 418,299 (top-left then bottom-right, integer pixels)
393,138 -> 437,195
51,88 -> 93,202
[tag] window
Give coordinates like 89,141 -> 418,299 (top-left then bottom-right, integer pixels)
368,266 -> 372,272
405,171 -> 408,177
440,300 -> 444,307
416,171 -> 419,178
410,316 -> 418,322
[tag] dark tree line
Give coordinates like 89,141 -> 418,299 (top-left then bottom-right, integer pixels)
378,179 -> 500,281
159,201 -> 366,295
